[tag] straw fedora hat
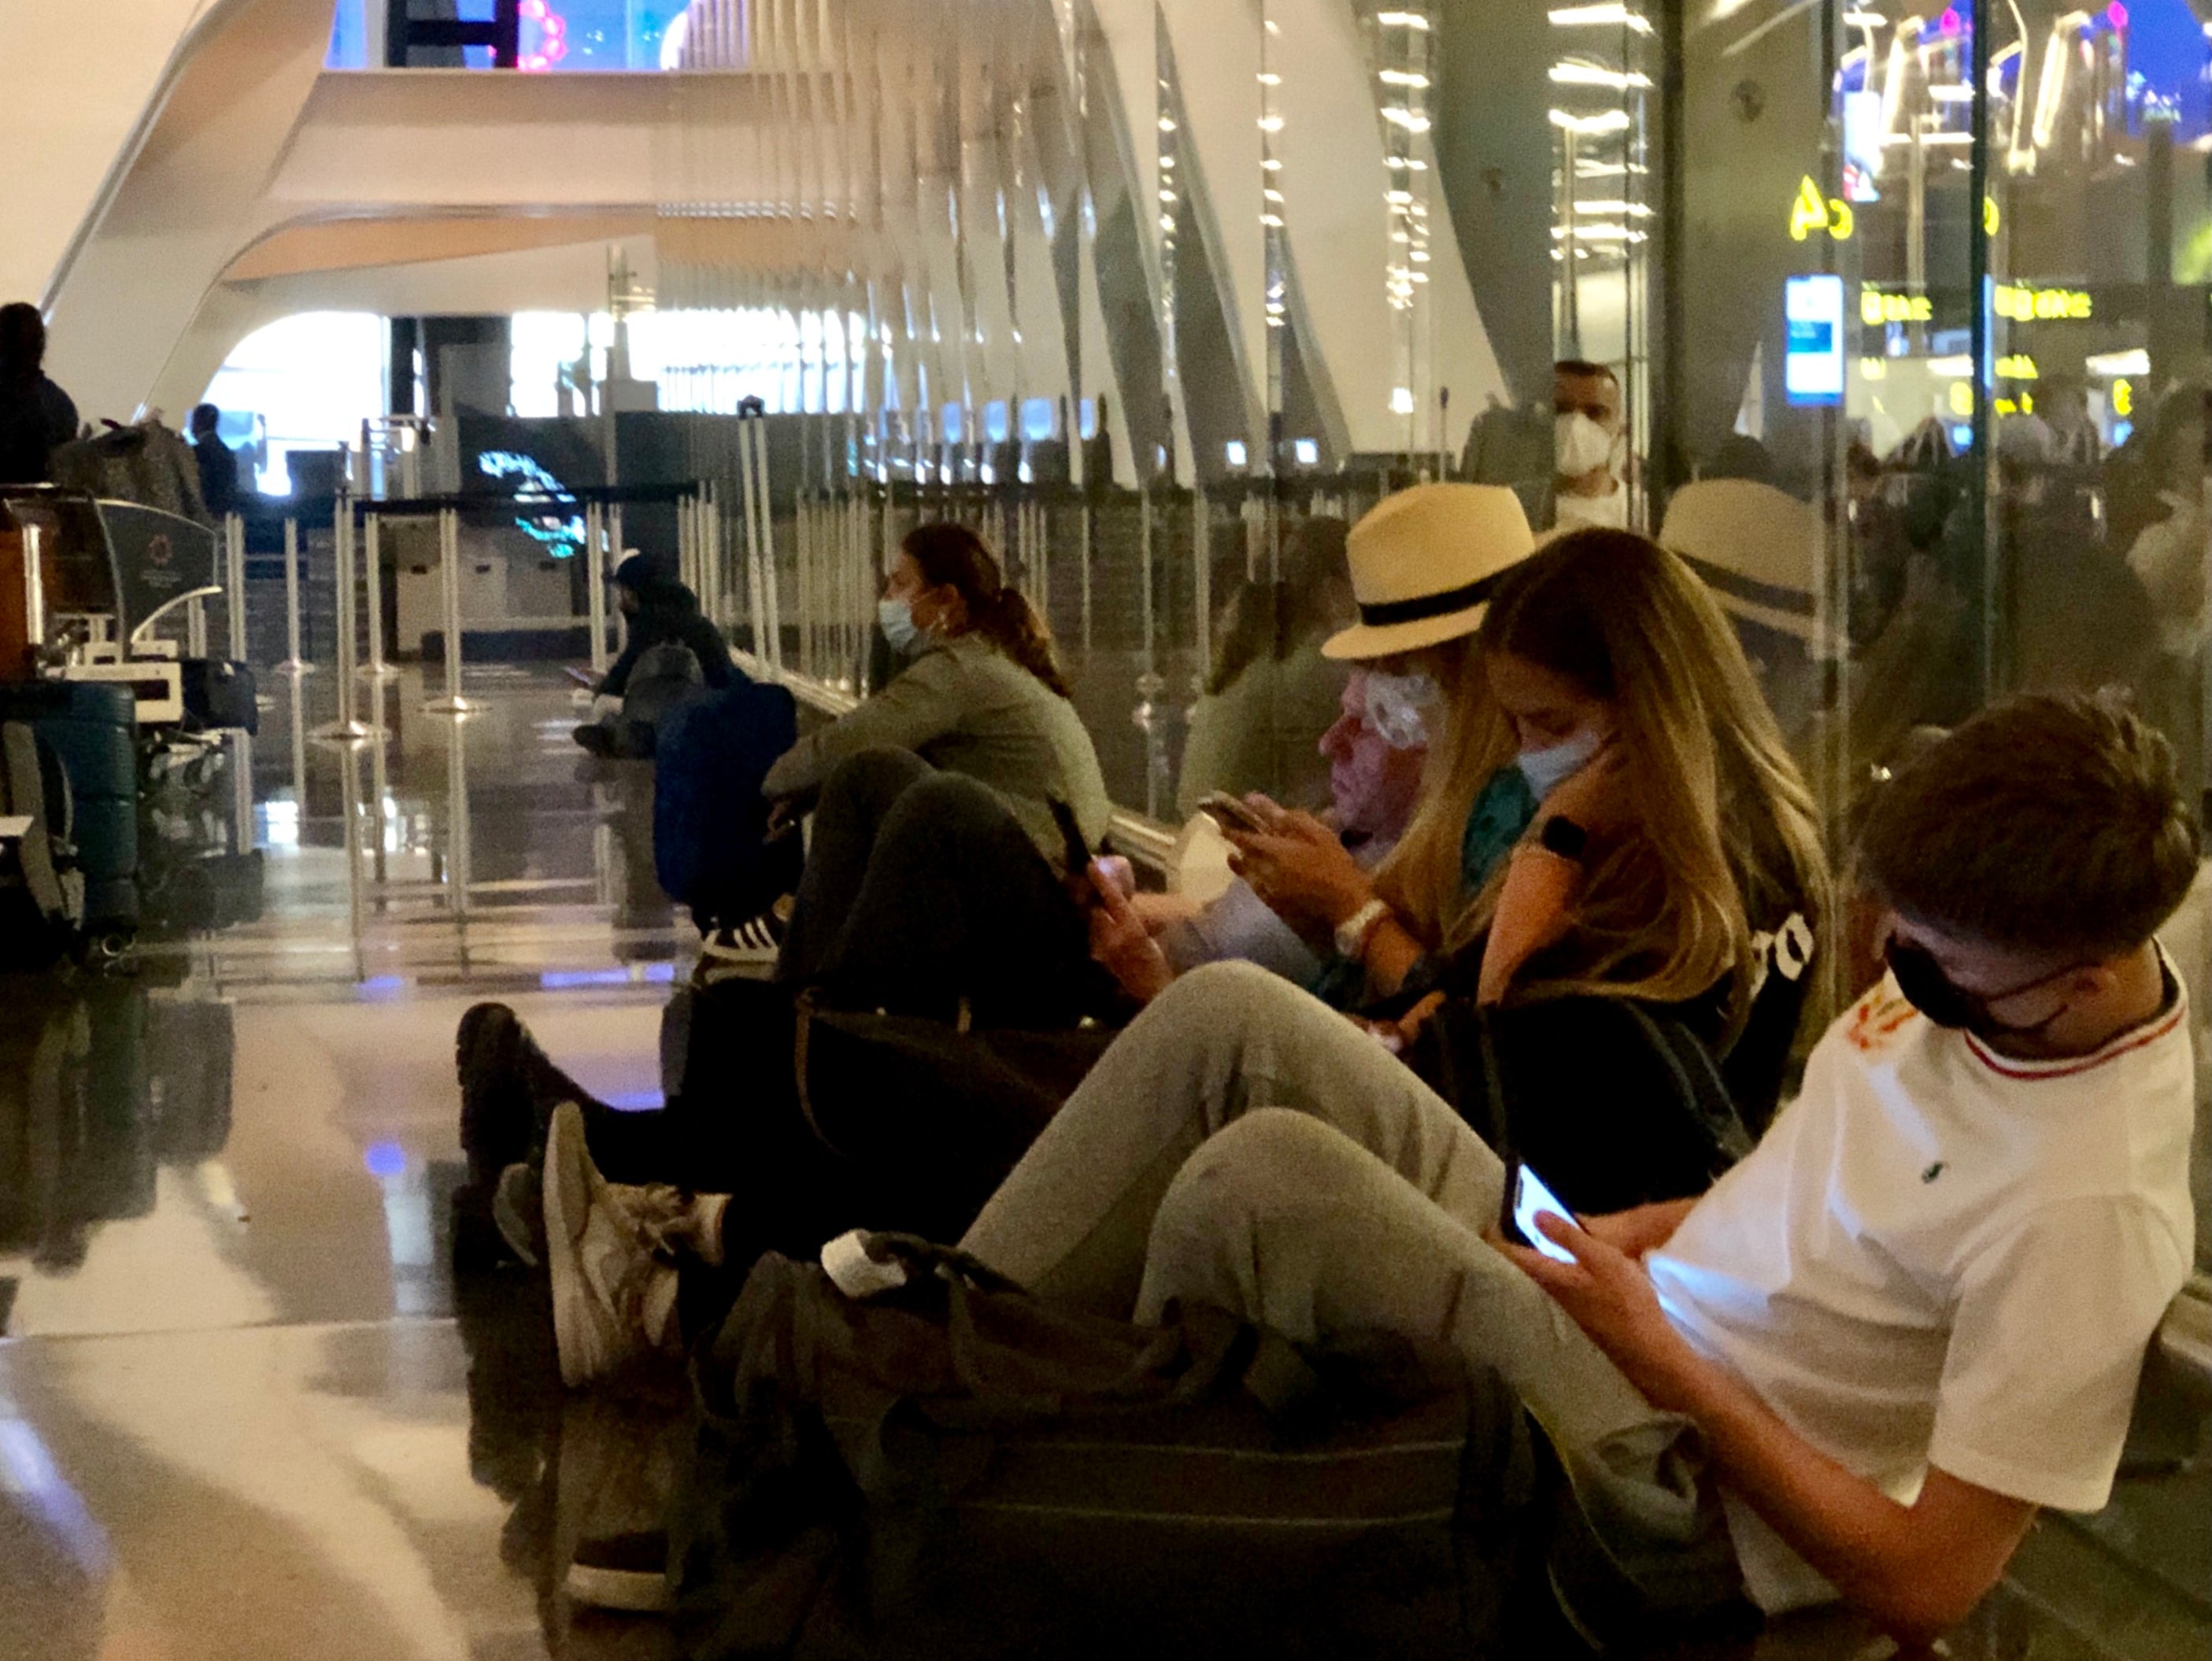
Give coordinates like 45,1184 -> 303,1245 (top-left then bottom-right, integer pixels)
1322,483 -> 1536,660
1657,479 -> 1820,642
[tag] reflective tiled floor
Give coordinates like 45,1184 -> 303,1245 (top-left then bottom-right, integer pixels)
0,664 -> 2202,1659
0,666 -> 684,1660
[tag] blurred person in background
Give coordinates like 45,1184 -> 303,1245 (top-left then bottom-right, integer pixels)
0,303 -> 78,487
188,404 -> 242,518
2121,387 -> 2210,786
1551,359 -> 1629,532
1177,516 -> 1356,818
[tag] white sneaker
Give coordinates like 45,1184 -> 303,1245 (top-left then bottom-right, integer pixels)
542,1103 -> 686,1389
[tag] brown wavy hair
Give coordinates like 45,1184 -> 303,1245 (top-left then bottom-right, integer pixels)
904,522 -> 1073,699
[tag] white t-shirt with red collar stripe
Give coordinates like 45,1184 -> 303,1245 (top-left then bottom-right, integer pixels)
1645,952 -> 2195,1614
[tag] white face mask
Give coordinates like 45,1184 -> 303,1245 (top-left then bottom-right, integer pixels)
1555,410 -> 1618,480
1363,669 -> 1440,751
1517,727 -> 1604,799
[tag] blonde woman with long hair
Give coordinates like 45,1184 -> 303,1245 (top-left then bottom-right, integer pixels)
1232,526 -> 1826,1130
1393,530 -> 1825,1049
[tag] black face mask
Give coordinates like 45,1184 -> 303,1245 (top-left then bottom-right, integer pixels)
1885,940 -> 2076,1041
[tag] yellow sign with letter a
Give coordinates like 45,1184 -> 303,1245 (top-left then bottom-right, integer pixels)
1789,176 -> 1854,242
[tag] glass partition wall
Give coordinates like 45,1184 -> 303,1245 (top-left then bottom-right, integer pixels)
634,1 -> 2209,1293
634,0 -> 2204,837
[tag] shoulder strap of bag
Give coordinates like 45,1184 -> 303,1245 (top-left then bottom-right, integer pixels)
790,987 -> 851,1160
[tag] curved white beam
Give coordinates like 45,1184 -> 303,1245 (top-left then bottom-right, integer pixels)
1,0 -> 217,305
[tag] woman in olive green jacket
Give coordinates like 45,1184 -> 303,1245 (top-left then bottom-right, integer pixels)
766,523 -> 1116,1027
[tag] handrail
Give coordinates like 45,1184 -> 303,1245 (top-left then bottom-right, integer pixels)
239,482 -> 712,520
732,649 -> 1180,873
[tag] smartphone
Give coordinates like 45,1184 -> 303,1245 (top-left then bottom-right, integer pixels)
562,665 -> 600,690
1093,853 -> 1136,899
1501,1160 -> 1579,1265
1047,797 -> 1092,875
1197,790 -> 1270,834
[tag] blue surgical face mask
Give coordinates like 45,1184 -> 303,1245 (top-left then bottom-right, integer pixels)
1517,727 -> 1604,799
879,596 -> 922,654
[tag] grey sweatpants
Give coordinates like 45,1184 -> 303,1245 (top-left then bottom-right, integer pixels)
960,960 -> 1731,1580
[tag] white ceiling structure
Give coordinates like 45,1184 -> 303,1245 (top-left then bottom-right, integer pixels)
19,0 -> 1511,475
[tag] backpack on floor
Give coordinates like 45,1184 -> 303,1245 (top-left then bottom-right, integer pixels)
0,719 -> 84,969
651,673 -> 802,930
670,1234 -> 1539,1661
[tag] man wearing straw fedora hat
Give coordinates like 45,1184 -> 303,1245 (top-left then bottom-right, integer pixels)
1215,483 -> 1537,1006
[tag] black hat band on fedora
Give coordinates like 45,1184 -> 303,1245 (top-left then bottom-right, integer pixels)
1356,571 -> 1504,629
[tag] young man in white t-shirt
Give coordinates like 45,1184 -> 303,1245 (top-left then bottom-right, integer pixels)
1510,691 -> 2199,1635
955,691 -> 2199,1649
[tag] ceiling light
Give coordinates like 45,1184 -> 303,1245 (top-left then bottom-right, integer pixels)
1549,4 -> 1655,31
1551,63 -> 1653,89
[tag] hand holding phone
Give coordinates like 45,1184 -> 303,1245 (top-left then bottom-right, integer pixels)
1197,790 -> 1272,834
1501,1160 -> 1580,1266
1091,853 -> 1136,900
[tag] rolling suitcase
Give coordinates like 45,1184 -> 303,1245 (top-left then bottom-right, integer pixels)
0,718 -> 82,967
0,681 -> 140,948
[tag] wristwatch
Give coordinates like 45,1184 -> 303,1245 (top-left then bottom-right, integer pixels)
1537,815 -> 1589,861
1333,897 -> 1393,960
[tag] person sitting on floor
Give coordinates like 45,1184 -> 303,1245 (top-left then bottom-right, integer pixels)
454,526 -> 1113,1263
758,522 -> 1112,1023
512,521 -> 1833,1394
1089,664 -> 1428,1005
941,690 -> 2198,1649
573,557 -> 734,758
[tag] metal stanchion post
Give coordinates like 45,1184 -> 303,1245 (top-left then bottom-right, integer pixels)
708,486 -> 725,637
446,707 -> 474,945
608,503 -> 628,657
226,506 -> 253,849
753,417 -> 782,671
277,517 -> 312,675
361,512 -> 394,684
231,729 -> 256,853
224,513 -> 247,660
424,507 -> 476,713
805,493 -> 823,681
340,740 -> 368,982
315,491 -> 370,740
739,416 -> 768,662
586,502 -> 610,675
186,594 -> 208,659
676,492 -> 694,597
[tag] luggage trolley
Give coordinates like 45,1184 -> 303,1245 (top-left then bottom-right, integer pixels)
2,490 -> 259,958
2,488 -> 233,727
